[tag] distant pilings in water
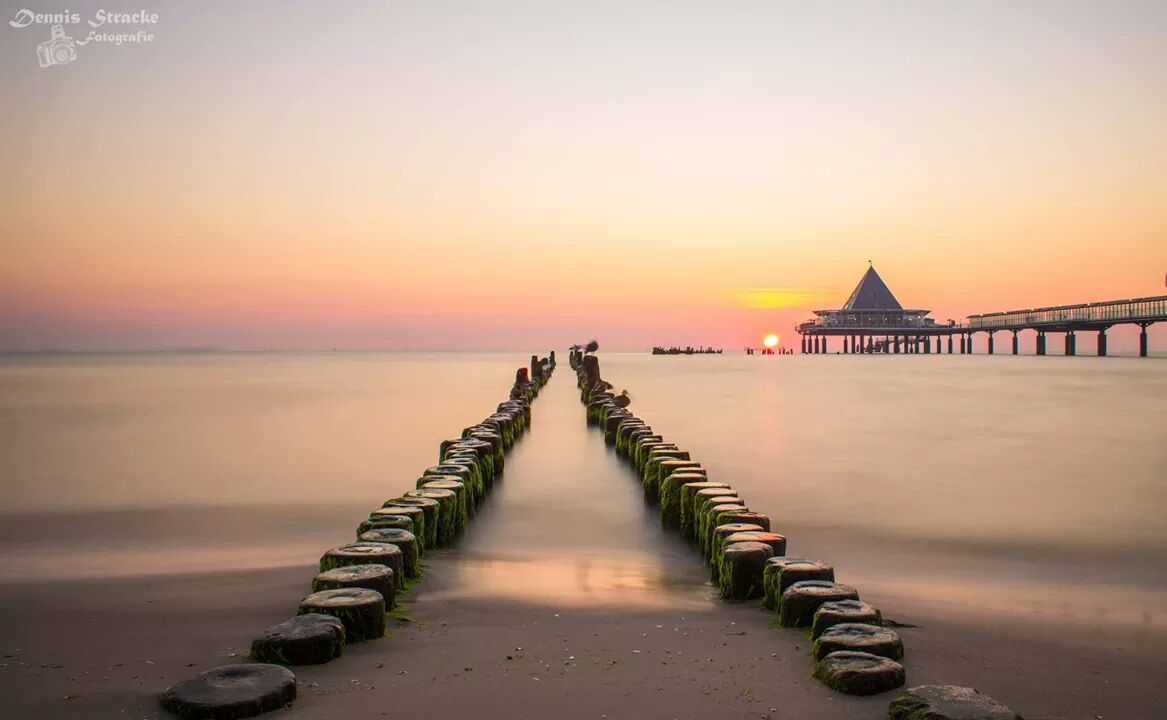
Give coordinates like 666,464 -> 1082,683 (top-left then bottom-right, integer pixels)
159,352 -> 556,720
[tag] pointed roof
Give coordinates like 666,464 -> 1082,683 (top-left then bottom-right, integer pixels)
842,266 -> 903,311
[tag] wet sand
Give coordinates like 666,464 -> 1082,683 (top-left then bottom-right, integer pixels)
0,370 -> 1161,719
0,559 -> 1158,720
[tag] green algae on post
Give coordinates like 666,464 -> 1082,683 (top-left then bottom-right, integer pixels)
678,481 -> 731,540
762,557 -> 834,612
718,541 -> 774,601
657,467 -> 708,528
298,588 -> 386,642
382,500 -> 435,551
250,614 -> 345,666
405,488 -> 459,546
417,479 -> 469,535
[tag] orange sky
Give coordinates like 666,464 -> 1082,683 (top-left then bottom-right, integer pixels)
2,1 -> 1165,350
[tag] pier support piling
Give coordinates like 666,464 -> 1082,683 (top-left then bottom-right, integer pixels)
987,332 -> 994,355
1139,323 -> 1150,357
947,335 -> 954,354
1036,332 -> 1046,356
1065,331 -> 1076,356
1011,330 -> 1019,355
1097,328 -> 1107,357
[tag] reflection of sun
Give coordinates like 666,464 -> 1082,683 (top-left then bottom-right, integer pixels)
763,334 -> 779,348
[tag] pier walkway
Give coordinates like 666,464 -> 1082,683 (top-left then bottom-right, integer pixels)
799,287 -> 1166,357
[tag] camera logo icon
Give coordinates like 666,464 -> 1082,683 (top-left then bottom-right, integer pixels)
37,24 -> 77,68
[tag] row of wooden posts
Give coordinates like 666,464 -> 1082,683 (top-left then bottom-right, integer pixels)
159,353 -> 556,719
572,350 -> 1026,717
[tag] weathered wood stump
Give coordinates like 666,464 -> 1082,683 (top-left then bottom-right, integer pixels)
356,528 -> 420,580
653,461 -> 705,513
813,651 -> 905,696
405,488 -> 458,545
678,481 -> 731,540
319,542 -> 404,591
160,664 -> 297,720
813,623 -> 903,661
779,580 -> 859,627
887,685 -> 1022,720
298,588 -> 386,641
648,457 -> 700,501
698,501 -> 749,558
312,564 -> 395,609
250,614 -> 345,666
811,599 -> 881,639
383,498 -> 438,549
718,541 -> 774,601
763,557 -> 835,612
417,479 -> 469,534
355,513 -> 412,538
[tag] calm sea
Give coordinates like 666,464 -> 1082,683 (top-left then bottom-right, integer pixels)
1,352 -> 1164,639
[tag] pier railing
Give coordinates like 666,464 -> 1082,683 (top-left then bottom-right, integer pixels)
965,295 -> 1167,330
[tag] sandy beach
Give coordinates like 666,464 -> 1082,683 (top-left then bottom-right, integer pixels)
1,359 -> 1161,720
0,551 -> 1158,720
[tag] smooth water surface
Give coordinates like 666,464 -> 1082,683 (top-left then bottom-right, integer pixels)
1,351 -> 1164,637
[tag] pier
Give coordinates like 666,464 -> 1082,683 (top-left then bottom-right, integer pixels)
798,267 -> 1166,357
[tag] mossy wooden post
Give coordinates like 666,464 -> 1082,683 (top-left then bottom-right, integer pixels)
657,467 -> 708,528
320,542 -> 405,590
418,479 -> 468,534
441,454 -> 486,501
708,522 -> 763,576
811,600 -> 882,639
406,487 -> 459,545
642,452 -> 695,502
356,513 -> 412,538
616,420 -> 647,455
678,481 -> 730,540
635,441 -> 676,474
718,511 -> 769,530
779,581 -> 859,628
382,500 -> 435,550
424,464 -> 478,511
763,558 -> 836,612
312,564 -> 396,610
698,501 -> 748,559
298,588 -> 386,642
812,651 -> 904,696
603,412 -> 631,444
622,426 -> 652,453
630,436 -> 663,469
714,531 -> 784,582
250,614 -> 345,666
357,528 -> 420,580
718,541 -> 774,601
812,624 -> 903,661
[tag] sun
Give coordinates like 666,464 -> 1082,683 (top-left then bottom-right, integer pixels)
763,334 -> 779,348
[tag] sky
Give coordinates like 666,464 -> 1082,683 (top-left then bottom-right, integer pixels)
2,0 -> 1165,351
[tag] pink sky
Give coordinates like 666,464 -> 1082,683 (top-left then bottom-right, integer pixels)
2,1 -> 1165,351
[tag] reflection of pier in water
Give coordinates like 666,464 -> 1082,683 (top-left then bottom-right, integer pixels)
798,266 -> 1166,357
